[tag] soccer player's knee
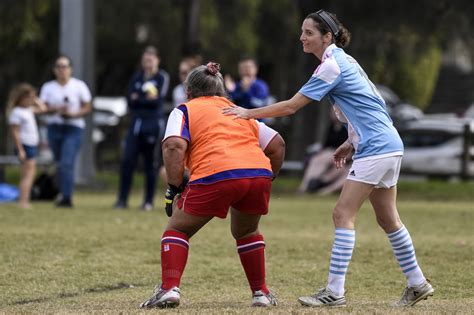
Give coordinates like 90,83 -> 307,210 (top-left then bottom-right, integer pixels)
375,216 -> 389,231
231,225 -> 258,240
332,207 -> 350,225
166,225 -> 193,238
376,214 -> 402,232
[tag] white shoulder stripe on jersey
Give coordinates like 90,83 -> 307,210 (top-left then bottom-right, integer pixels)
163,108 -> 187,142
257,121 -> 279,150
313,56 -> 341,84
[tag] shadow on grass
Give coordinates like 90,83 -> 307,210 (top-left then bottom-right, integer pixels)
11,282 -> 142,306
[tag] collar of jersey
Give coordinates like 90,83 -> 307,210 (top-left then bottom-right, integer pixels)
321,43 -> 337,63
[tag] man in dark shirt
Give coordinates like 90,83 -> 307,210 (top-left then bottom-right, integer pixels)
225,57 -> 270,110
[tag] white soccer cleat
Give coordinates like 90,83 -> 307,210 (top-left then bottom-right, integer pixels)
251,290 -> 278,307
393,280 -> 434,307
140,285 -> 180,308
298,287 -> 346,307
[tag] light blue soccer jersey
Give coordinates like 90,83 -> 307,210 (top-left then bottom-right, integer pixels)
299,44 -> 404,160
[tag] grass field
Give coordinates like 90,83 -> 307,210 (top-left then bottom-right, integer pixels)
0,176 -> 473,314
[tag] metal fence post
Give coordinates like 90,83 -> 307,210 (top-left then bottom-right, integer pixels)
60,0 -> 96,186
461,122 -> 472,180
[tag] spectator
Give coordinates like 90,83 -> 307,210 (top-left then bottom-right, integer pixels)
299,109 -> 351,194
140,63 -> 285,308
224,57 -> 270,110
39,55 -> 92,208
114,46 -> 169,211
172,57 -> 200,107
7,83 -> 47,209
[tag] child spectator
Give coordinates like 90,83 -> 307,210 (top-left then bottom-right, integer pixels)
7,83 -> 47,209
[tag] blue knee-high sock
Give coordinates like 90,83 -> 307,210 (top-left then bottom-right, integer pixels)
327,228 -> 355,296
387,226 -> 425,287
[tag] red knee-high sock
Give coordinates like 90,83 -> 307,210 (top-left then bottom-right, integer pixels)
237,234 -> 269,294
161,230 -> 189,290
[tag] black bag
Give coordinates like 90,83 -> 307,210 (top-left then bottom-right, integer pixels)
31,173 -> 58,200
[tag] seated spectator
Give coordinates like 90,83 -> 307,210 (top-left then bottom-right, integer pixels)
224,57 -> 270,110
299,109 -> 351,194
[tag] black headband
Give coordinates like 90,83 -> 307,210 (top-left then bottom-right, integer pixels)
316,10 -> 340,37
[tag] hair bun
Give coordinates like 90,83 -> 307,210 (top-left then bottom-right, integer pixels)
206,62 -> 221,76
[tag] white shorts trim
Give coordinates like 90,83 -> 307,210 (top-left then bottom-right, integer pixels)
355,151 -> 403,162
347,155 -> 402,188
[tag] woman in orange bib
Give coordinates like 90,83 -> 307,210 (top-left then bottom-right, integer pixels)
140,62 -> 285,309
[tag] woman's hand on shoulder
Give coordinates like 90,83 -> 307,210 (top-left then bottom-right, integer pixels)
222,104 -> 251,120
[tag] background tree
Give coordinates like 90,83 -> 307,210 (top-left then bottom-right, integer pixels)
0,0 -> 59,180
1,0 -> 473,175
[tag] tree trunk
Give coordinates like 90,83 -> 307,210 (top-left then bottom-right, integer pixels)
186,0 -> 201,54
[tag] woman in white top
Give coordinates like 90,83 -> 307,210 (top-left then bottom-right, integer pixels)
39,55 -> 92,207
7,83 -> 47,209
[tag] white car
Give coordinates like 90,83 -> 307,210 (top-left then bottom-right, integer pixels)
35,97 -> 128,163
399,117 -> 474,178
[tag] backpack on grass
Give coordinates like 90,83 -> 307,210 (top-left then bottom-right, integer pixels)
31,172 -> 58,200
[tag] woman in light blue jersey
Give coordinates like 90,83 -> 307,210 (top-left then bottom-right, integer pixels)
224,10 -> 433,308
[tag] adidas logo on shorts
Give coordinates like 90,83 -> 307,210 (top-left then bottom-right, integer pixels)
349,170 -> 356,176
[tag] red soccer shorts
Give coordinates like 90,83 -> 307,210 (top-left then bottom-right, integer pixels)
177,177 -> 272,218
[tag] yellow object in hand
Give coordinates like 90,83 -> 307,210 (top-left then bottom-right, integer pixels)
142,81 -> 158,97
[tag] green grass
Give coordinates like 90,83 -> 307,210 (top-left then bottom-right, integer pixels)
0,186 -> 473,313
4,167 -> 474,199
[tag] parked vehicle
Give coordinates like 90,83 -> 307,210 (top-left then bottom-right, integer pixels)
36,97 -> 128,165
375,84 -> 424,129
399,117 -> 474,178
